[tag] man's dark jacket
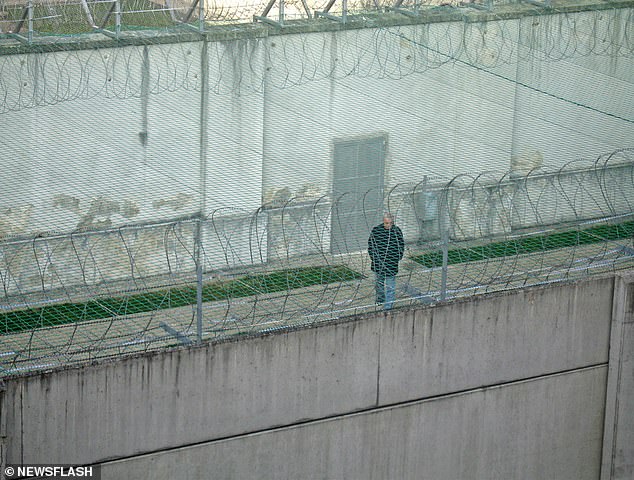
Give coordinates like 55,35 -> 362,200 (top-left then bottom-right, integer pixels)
368,224 -> 405,277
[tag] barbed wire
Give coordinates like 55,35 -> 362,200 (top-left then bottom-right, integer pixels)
1,1 -> 633,373
0,0 -> 495,34
1,148 -> 633,375
1,5 -> 633,114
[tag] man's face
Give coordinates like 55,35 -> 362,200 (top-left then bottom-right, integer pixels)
383,217 -> 393,229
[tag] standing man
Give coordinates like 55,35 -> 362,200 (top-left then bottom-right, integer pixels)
368,212 -> 405,310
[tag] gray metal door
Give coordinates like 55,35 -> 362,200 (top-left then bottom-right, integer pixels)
331,136 -> 385,255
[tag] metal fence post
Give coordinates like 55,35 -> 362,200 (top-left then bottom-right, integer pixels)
195,36 -> 210,344
0,380 -> 6,480
440,187 -> 449,301
194,218 -> 203,343
115,0 -> 121,37
198,0 -> 205,33
28,1 -> 34,43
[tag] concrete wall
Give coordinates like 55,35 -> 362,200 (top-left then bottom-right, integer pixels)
2,271 -> 633,478
602,272 -> 634,479
2,156 -> 634,297
101,367 -> 607,480
0,8 -> 633,298
0,8 -> 633,239
1,7 -> 634,296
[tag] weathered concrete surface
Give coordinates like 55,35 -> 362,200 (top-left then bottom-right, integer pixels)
3,320 -> 381,465
601,272 -> 634,480
377,275 -> 613,405
2,272 -> 631,479
3,276 -> 613,465
3,8 -> 634,294
100,366 -> 608,480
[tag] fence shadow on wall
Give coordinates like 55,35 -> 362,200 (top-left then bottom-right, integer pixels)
1,148 -> 633,375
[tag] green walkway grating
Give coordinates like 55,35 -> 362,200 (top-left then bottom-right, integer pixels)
1,265 -> 362,334
411,220 -> 634,268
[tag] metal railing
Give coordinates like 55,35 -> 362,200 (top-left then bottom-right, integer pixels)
0,0 -> 612,43
1,148 -> 633,375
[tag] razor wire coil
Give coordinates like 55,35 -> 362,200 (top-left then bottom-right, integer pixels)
1,4 -> 633,113
1,149 -> 633,375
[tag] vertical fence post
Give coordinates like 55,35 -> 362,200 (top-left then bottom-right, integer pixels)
195,218 -> 203,343
195,38 -> 209,344
440,187 -> 449,301
198,0 -> 205,33
0,380 -> 6,480
115,0 -> 121,37
27,0 -> 33,43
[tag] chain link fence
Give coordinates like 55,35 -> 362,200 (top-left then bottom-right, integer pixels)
0,0 -> 481,38
2,0 -> 632,374
1,148 -> 633,375
1,0 -> 628,42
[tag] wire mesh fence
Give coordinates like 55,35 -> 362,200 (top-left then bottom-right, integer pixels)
0,0 -> 463,39
0,0 -> 629,43
1,148 -> 633,375
1,0 -> 632,375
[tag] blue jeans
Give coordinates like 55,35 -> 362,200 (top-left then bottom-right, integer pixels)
375,274 -> 396,310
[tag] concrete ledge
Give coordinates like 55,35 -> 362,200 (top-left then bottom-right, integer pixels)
2,274 -> 618,468
602,272 -> 634,479
378,275 -> 614,405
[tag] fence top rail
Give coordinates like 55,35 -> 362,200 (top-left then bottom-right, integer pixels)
1,152 -> 632,246
1,152 -> 633,375
1,0 -> 633,55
